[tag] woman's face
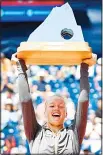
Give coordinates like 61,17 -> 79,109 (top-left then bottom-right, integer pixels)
46,98 -> 67,127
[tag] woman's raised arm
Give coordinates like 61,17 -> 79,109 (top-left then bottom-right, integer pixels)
75,63 -> 89,145
11,54 -> 40,142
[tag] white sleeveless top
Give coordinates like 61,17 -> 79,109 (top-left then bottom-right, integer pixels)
29,125 -> 80,154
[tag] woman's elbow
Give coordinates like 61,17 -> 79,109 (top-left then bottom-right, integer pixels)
78,90 -> 89,103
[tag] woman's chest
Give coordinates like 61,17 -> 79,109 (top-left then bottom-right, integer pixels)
31,129 -> 78,154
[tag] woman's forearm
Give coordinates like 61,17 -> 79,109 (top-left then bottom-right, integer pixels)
17,61 -> 39,142
75,63 -> 89,144
18,73 -> 31,103
79,63 -> 89,101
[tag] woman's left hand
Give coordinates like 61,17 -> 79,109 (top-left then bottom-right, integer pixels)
82,53 -> 97,66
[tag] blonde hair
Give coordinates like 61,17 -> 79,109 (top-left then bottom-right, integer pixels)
45,94 -> 68,108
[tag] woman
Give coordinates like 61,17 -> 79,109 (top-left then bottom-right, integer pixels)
11,54 -> 96,154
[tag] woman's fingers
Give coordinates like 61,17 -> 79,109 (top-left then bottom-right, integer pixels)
82,53 -> 97,66
11,53 -> 28,71
11,53 -> 18,61
92,53 -> 97,61
11,53 -> 19,65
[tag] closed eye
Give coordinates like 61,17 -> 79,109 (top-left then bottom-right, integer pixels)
49,105 -> 54,108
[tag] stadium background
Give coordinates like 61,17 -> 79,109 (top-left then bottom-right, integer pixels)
1,0 -> 102,154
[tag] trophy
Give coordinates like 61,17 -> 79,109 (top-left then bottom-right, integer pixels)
12,3 -> 96,66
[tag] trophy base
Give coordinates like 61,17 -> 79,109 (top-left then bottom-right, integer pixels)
16,42 -> 95,66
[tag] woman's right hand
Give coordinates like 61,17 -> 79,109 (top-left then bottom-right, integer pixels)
11,53 -> 27,73
11,53 -> 18,64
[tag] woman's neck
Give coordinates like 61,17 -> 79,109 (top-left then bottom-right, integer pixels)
47,123 -> 63,134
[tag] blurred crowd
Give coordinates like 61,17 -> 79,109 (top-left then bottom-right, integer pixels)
1,53 -> 102,154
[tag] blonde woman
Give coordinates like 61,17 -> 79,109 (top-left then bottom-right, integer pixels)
11,54 -> 96,154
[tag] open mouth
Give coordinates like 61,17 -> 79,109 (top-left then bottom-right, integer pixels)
52,113 -> 60,117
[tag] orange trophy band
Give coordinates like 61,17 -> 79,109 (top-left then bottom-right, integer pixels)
12,42 -> 96,66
